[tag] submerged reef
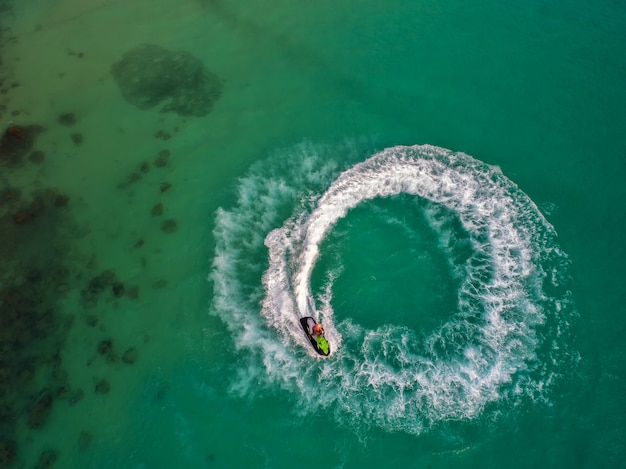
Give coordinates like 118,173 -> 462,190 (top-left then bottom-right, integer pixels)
0,120 -> 139,467
0,178 -> 75,467
0,35 -> 181,464
111,44 -> 222,116
0,125 -> 45,167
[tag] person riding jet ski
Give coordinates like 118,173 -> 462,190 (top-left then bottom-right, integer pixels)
310,323 -> 325,337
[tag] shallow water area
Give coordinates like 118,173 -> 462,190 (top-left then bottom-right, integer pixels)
1,0 -> 625,467
0,0 -> 231,466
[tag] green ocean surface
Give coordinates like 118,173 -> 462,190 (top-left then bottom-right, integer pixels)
0,0 -> 624,467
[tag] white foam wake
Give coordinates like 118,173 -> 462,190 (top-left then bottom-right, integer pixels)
211,143 -> 574,435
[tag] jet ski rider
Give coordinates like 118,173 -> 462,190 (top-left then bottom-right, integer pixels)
311,323 -> 325,337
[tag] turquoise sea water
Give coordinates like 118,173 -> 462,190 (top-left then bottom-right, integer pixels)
1,0 -> 625,467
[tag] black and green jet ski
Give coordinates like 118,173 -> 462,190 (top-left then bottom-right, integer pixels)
300,316 -> 330,356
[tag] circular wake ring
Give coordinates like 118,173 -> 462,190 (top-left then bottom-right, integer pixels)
213,143 -> 573,434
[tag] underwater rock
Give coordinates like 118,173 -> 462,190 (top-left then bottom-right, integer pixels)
155,129 -> 171,140
112,282 -> 125,297
100,270 -> 117,284
87,279 -> 105,295
13,210 -> 34,225
139,161 -> 150,173
67,50 -> 84,59
160,182 -> 171,193
122,347 -> 138,364
151,203 -> 163,217
34,449 -> 58,469
87,270 -> 117,295
27,391 -> 53,429
97,339 -> 112,355
118,171 -> 142,189
55,385 -> 70,400
58,113 -> 76,126
0,124 -> 45,166
154,149 -> 170,167
95,379 -> 109,394
111,44 -> 222,116
161,219 -> 177,233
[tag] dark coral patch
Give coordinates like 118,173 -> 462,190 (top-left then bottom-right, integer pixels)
97,339 -> 112,355
122,348 -> 138,364
155,130 -> 171,140
151,203 -> 163,217
58,113 -> 76,126
87,271 -> 115,295
154,149 -> 170,167
0,125 -> 45,167
27,391 -> 53,429
111,44 -> 222,117
34,449 -> 58,469
95,379 -> 110,394
112,282 -> 125,297
161,219 -> 177,233
13,210 -> 33,225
